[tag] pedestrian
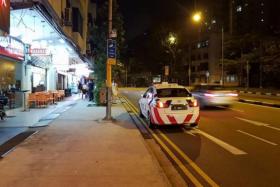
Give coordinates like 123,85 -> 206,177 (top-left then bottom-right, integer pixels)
88,80 -> 95,101
81,83 -> 88,99
78,81 -> 82,95
112,81 -> 118,97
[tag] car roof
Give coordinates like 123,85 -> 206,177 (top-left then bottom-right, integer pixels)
153,82 -> 185,89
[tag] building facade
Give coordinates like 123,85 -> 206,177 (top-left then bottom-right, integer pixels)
0,0 -> 94,108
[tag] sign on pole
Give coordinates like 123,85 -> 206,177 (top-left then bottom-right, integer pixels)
107,39 -> 116,65
107,39 -> 116,58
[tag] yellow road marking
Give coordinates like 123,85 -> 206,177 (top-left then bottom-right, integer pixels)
157,130 -> 219,187
121,95 -> 219,187
151,130 -> 204,187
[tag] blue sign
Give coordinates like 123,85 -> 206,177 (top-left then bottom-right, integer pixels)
107,39 -> 116,59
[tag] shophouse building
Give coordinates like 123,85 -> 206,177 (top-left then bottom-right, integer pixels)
0,0 -> 94,108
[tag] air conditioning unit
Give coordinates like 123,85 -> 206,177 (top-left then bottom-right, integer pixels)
63,8 -> 72,26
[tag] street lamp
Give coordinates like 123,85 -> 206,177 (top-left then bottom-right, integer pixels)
192,12 -> 202,23
166,33 -> 177,82
188,11 -> 203,86
168,33 -> 177,45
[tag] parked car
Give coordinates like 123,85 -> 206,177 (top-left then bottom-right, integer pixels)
191,84 -> 238,108
139,82 -> 200,128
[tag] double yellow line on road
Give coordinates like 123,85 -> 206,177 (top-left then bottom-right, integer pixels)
120,95 -> 219,187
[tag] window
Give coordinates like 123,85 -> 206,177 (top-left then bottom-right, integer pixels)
156,88 -> 191,98
203,53 -> 208,59
226,75 -> 237,82
66,0 -> 71,8
72,7 -> 83,37
88,13 -> 93,27
191,55 -> 196,61
198,62 -> 208,71
236,5 -> 242,12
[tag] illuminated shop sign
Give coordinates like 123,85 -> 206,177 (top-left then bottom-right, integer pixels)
0,36 -> 25,60
29,48 -> 48,55
0,0 -> 10,35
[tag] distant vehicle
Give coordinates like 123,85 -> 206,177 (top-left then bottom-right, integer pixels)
139,82 -> 200,128
191,84 -> 238,108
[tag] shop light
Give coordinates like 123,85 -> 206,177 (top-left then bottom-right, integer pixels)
59,39 -> 65,44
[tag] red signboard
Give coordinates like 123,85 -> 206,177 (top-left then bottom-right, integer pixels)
0,0 -> 10,35
0,36 -> 25,60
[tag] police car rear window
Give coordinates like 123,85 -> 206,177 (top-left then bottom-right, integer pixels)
156,88 -> 191,97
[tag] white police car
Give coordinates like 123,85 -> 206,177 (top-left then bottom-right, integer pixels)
139,82 -> 200,128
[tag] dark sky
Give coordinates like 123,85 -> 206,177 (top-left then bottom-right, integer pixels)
119,0 -> 194,40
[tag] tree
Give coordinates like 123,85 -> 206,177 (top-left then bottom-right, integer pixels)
89,0 -> 125,104
224,32 -> 280,88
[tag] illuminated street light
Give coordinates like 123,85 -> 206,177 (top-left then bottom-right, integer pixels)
168,34 -> 176,45
192,12 -> 202,23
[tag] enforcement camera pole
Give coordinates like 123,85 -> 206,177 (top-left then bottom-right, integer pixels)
104,0 -> 114,120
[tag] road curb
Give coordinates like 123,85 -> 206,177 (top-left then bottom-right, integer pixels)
239,99 -> 280,108
237,90 -> 280,97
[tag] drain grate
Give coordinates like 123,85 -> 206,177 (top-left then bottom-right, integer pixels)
0,130 -> 37,158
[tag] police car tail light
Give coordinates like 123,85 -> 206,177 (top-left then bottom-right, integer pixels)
187,99 -> 198,107
156,100 -> 171,108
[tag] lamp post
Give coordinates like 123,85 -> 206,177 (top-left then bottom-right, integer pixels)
188,11 -> 202,86
221,26 -> 224,86
104,0 -> 113,121
166,33 -> 177,82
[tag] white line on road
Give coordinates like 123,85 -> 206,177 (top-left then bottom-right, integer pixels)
237,130 -> 278,146
236,117 -> 280,132
185,129 -> 247,155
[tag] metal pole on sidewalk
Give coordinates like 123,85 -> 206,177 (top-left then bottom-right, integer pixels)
104,0 -> 113,120
221,26 -> 224,86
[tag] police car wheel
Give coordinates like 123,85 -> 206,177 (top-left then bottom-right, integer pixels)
190,123 -> 198,128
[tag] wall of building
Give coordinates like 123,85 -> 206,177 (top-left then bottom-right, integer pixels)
208,33 -> 221,83
47,0 -> 88,55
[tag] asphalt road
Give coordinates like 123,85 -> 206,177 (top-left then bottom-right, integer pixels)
120,89 -> 280,187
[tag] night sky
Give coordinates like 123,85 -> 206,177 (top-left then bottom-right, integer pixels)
119,0 -> 194,40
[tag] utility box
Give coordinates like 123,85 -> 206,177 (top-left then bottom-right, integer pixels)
99,88 -> 107,105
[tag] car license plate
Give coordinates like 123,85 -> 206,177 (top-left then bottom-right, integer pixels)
171,105 -> 186,110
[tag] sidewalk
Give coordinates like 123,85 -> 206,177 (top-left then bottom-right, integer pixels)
0,95 -> 80,146
0,99 -> 171,187
1,94 -> 80,128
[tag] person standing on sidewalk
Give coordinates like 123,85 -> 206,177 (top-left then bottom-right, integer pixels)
78,81 -> 82,96
82,83 -> 88,99
88,80 -> 95,101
